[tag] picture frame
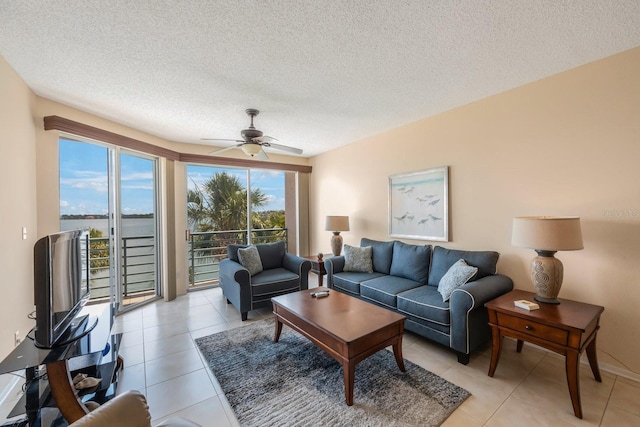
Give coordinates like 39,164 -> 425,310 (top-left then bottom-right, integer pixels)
388,166 -> 449,241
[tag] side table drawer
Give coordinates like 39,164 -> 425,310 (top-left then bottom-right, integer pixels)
496,313 -> 568,345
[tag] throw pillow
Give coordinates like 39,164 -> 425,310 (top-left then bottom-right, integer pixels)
437,259 -> 478,302
343,244 -> 373,273
238,245 -> 263,276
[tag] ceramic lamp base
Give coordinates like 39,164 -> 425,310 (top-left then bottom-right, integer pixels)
531,250 -> 563,304
330,232 -> 343,256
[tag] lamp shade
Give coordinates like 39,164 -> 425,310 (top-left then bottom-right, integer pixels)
325,216 -> 350,232
512,216 -> 583,251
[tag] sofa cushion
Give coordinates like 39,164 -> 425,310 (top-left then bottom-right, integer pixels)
397,285 -> 451,326
237,245 -> 263,276
389,241 -> 431,284
343,244 -> 374,273
360,276 -> 423,309
437,259 -> 478,302
361,238 -> 395,274
256,241 -> 286,270
428,246 -> 499,286
332,271 -> 386,295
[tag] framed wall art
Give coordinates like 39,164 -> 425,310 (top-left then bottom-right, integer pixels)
388,166 -> 449,241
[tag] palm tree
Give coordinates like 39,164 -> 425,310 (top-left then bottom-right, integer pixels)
188,172 -> 268,233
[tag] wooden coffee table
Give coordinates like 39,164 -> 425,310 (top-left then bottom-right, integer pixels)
272,289 -> 406,406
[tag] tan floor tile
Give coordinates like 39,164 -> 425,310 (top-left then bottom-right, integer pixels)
510,372 -> 608,424
601,404 -> 640,427
119,342 -> 145,366
116,362 -> 146,396
441,406 -> 484,426
486,396 -> 577,427
608,378 -> 640,416
144,348 -> 204,386
143,320 -> 191,342
151,396 -> 233,427
144,332 -> 195,361
146,369 -> 216,420
440,367 -> 510,423
119,329 -> 144,350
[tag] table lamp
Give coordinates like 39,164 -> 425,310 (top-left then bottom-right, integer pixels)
511,216 -> 583,304
325,216 -> 350,256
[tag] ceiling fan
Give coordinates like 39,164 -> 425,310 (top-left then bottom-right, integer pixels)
204,109 -> 303,160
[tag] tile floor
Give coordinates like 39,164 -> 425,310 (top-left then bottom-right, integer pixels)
3,281 -> 640,426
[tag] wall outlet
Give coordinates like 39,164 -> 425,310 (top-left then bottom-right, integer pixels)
14,331 -> 21,347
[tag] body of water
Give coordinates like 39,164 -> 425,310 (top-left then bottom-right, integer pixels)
61,217 -> 155,237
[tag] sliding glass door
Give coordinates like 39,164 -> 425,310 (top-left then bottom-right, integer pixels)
186,165 -> 291,288
59,138 -> 161,312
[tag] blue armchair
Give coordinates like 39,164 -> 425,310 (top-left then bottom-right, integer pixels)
219,241 -> 311,320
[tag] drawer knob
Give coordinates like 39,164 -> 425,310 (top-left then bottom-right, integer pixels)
525,325 -> 533,331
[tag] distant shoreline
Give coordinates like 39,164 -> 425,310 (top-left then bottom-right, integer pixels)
61,214 -> 154,219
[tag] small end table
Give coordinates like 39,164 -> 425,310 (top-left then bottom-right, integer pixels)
302,254 -> 328,287
485,290 -> 604,419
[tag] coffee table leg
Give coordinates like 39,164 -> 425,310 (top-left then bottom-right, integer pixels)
273,317 -> 283,343
343,361 -> 355,406
392,336 -> 406,372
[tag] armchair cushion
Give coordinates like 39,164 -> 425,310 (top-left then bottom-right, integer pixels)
437,259 -> 478,302
389,241 -> 431,284
343,244 -> 373,273
237,245 -> 263,276
256,241 -> 286,270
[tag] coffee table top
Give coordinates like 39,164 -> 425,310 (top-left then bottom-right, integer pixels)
272,289 -> 405,343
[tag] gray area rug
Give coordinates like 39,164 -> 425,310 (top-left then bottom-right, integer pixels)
195,318 -> 469,426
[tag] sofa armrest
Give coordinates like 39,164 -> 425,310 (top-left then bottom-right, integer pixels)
324,256 -> 345,289
448,274 -> 514,355
451,274 -> 514,311
219,258 -> 251,287
283,254 -> 312,290
69,390 -> 151,427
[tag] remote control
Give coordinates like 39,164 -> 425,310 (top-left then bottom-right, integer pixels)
311,290 -> 330,298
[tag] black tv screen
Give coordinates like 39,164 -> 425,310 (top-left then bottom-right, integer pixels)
34,229 -> 91,348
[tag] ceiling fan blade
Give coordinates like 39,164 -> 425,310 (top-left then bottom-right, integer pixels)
209,144 -> 242,155
252,135 -> 279,143
265,142 -> 303,155
201,138 -> 243,142
256,149 -> 269,160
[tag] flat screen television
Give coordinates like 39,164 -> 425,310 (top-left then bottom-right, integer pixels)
33,229 -> 94,348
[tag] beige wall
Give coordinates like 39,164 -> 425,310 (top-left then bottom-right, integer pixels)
0,57 -> 38,357
310,47 -> 640,376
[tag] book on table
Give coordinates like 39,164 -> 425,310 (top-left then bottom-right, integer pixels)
514,299 -> 540,310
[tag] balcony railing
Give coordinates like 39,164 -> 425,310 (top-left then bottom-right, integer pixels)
87,228 -> 287,298
187,228 -> 288,288
88,236 -> 156,300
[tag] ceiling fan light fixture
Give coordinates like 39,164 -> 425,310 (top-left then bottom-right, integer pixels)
241,143 -> 262,156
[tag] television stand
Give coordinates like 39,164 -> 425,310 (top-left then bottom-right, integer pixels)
0,304 -> 122,426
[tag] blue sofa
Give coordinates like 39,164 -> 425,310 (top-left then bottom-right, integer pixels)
324,238 -> 513,364
220,241 -> 311,321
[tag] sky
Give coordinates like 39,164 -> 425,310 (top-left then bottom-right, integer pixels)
59,138 -> 286,216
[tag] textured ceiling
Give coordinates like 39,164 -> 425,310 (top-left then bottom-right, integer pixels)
1,1 -> 639,157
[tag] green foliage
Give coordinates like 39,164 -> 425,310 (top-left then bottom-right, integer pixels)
188,172 -> 285,232
88,227 -> 110,272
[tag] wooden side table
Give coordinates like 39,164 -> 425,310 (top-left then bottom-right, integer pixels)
302,254 -> 327,287
485,289 -> 604,419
